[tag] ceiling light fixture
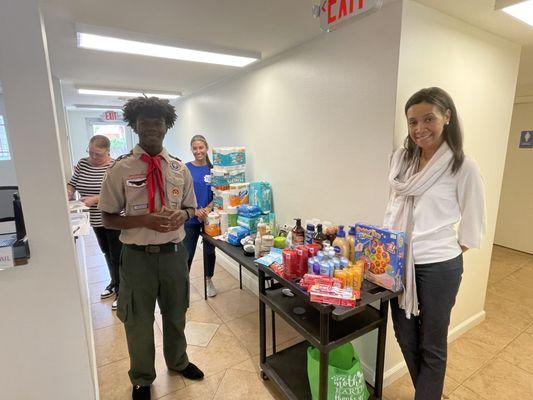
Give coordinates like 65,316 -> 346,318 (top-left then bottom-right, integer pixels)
502,0 -> 533,27
77,32 -> 259,67
77,88 -> 181,99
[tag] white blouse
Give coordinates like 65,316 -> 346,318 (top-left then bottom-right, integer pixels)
412,156 -> 486,264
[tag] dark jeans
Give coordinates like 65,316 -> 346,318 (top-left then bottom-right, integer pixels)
183,223 -> 216,277
93,226 -> 122,291
391,254 -> 463,400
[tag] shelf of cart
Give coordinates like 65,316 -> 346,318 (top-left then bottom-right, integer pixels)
260,287 -> 384,352
261,341 -> 378,400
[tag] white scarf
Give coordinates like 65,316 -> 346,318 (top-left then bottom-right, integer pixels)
383,142 -> 453,318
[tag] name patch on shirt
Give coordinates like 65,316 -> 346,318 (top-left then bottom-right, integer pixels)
133,203 -> 148,211
126,178 -> 147,187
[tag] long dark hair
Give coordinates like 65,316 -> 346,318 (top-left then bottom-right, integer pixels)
404,87 -> 464,174
190,134 -> 213,168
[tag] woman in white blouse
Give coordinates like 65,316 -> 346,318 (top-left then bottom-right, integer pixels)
384,87 -> 486,400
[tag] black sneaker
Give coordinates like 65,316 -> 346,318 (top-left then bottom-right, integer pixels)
100,283 -> 115,299
132,385 -> 150,400
179,363 -> 204,380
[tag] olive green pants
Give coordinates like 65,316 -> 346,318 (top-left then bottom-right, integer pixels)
117,243 -> 190,386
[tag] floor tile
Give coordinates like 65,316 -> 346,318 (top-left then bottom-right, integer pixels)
189,283 -> 203,303
86,253 -> 107,268
383,371 -> 459,400
527,324 -> 533,334
229,357 -> 260,374
446,336 -> 492,383
499,331 -> 533,375
213,368 -> 277,400
89,281 -> 114,304
190,267 -> 240,297
189,259 -> 205,280
506,266 -> 533,289
484,291 -> 533,331
207,288 -> 259,323
94,324 -> 129,367
186,325 -> 250,381
185,321 -> 220,347
447,386 -> 486,400
226,311 -> 300,357
186,299 -> 222,324
88,265 -> 111,285
97,346 -> 186,400
461,317 -> 521,355
464,358 -> 533,400
91,301 -> 121,330
158,371 -> 225,400
487,277 -> 533,309
94,323 -> 163,367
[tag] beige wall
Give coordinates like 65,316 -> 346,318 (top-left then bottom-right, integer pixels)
390,0 -> 521,378
495,101 -> 533,254
169,0 -> 404,381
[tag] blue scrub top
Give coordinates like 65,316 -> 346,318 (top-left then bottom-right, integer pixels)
185,162 -> 212,226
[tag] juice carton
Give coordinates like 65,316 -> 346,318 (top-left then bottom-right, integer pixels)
354,223 -> 405,292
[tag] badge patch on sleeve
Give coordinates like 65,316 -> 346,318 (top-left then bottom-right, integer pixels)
171,187 -> 181,198
126,178 -> 147,187
170,161 -> 181,171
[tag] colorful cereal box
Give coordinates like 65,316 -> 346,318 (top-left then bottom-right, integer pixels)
354,223 -> 405,292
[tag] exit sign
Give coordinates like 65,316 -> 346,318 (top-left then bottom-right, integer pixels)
103,111 -> 118,121
314,0 -> 383,32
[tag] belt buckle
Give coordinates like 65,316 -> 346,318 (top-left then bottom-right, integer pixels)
145,245 -> 160,254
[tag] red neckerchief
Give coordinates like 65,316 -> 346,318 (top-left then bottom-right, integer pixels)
140,153 -> 166,213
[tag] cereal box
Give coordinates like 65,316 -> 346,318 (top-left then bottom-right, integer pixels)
354,223 -> 405,292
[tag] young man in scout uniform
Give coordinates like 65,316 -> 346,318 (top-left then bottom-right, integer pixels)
99,97 -> 204,400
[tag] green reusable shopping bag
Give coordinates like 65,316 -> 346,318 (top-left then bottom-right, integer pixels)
307,344 -> 370,400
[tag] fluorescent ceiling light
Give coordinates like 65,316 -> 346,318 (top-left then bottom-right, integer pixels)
77,88 -> 180,99
77,32 -> 259,67
502,0 -> 533,26
73,104 -> 123,110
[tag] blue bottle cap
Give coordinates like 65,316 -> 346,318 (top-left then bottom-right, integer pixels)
336,225 -> 346,238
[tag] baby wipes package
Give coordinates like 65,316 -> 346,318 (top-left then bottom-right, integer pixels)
249,181 -> 273,214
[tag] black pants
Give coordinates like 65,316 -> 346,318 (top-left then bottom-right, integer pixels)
93,226 -> 122,291
183,223 -> 216,277
391,254 -> 463,400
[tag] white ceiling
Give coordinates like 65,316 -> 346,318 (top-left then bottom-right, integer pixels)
40,0 -> 533,107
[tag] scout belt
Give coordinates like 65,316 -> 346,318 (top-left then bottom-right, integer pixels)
126,243 -> 179,254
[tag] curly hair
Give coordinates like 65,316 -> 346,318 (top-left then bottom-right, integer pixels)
122,96 -> 177,129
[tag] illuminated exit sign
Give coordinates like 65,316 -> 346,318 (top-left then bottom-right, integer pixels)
313,0 -> 383,32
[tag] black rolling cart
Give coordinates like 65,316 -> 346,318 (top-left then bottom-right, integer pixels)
257,264 -> 399,400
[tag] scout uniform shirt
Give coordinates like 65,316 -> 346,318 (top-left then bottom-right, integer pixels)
99,144 -> 197,245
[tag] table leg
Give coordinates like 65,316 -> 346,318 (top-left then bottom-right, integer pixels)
239,263 -> 243,290
374,300 -> 390,399
319,312 -> 330,400
203,262 -> 207,300
259,270 -> 267,365
271,309 -> 276,355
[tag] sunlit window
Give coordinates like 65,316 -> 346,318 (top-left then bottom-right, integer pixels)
0,115 -> 11,161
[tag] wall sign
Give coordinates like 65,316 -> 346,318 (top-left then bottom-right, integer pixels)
313,0 -> 383,32
519,131 -> 532,148
103,111 -> 119,121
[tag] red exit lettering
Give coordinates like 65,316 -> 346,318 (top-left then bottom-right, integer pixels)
328,0 -> 365,24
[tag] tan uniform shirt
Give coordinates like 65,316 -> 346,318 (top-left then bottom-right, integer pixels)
99,144 -> 197,245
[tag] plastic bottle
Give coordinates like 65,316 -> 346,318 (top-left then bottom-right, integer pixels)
347,225 -> 357,262
313,224 -> 327,250
332,225 -> 350,259
292,218 -> 305,246
305,223 -> 315,245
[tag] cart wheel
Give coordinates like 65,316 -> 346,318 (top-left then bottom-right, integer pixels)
261,371 -> 269,381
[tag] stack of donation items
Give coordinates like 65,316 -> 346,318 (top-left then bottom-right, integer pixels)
256,220 -> 406,308
204,147 -> 275,245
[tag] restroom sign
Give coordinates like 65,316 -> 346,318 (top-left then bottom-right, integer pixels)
313,0 -> 383,31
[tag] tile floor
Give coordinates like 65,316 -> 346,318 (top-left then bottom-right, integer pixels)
84,232 -> 533,400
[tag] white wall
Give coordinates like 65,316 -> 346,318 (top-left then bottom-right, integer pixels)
0,1 -> 97,398
495,101 -> 533,254
391,0 -> 520,375
0,95 -> 18,186
169,0 -> 403,380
